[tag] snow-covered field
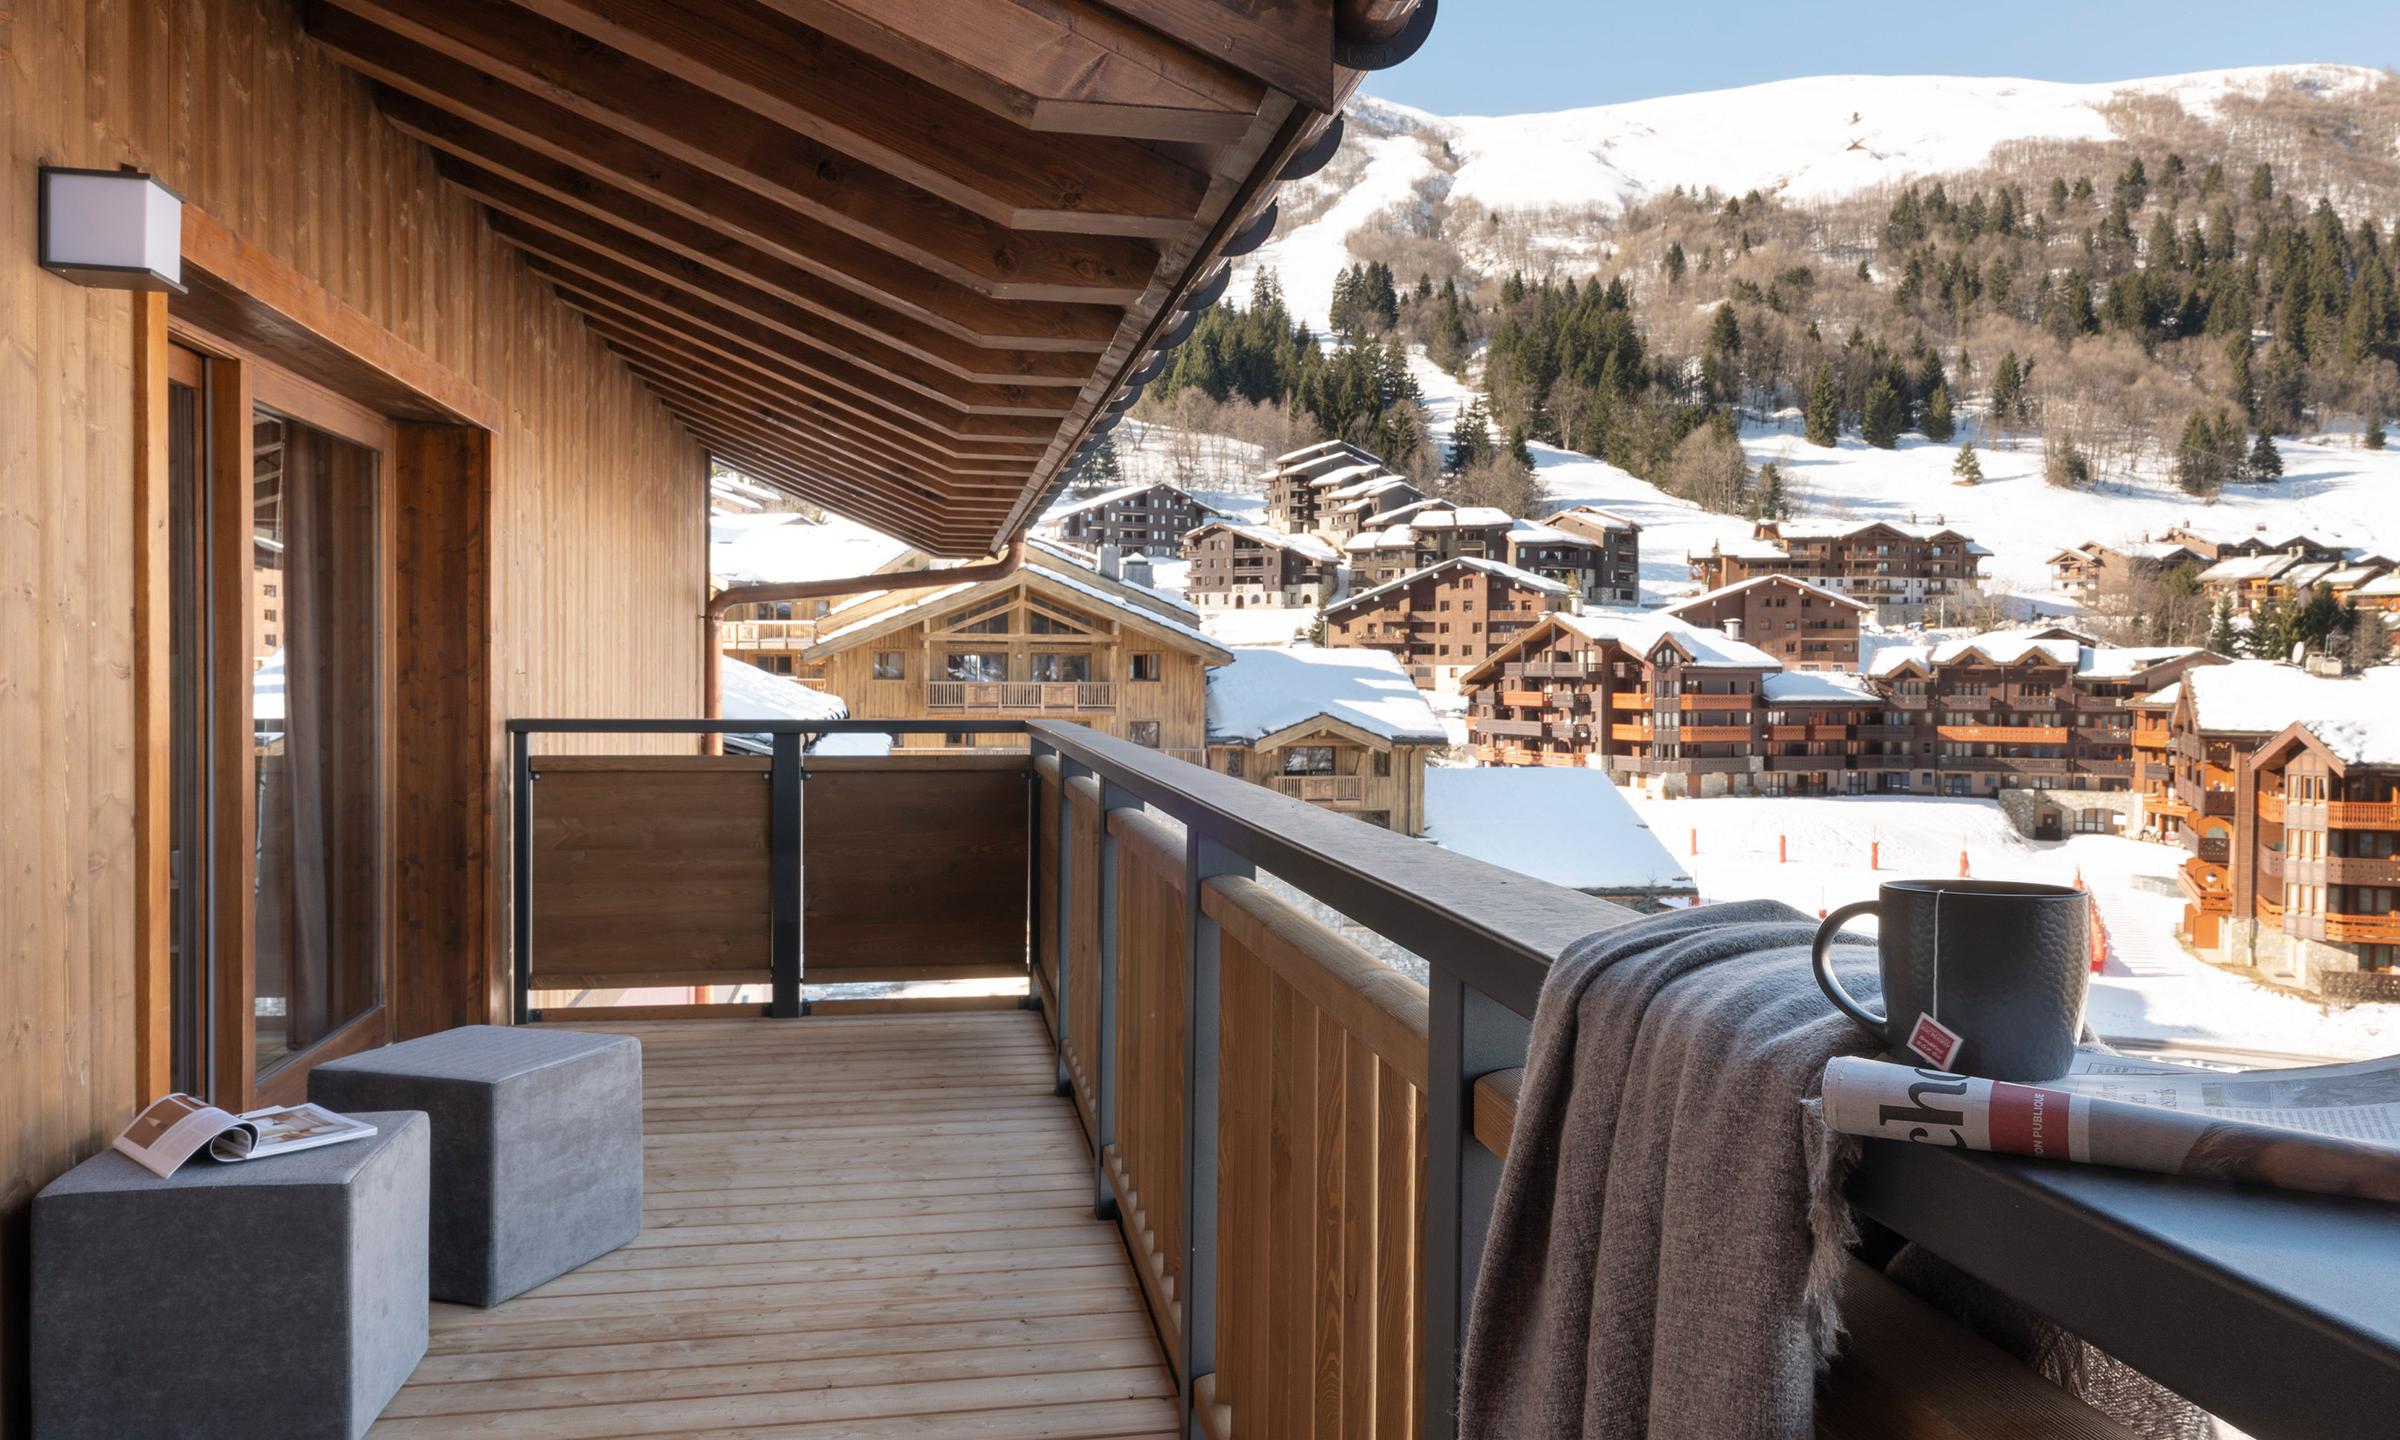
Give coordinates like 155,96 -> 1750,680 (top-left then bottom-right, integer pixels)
1401,350 -> 2400,611
1626,792 -> 2399,1061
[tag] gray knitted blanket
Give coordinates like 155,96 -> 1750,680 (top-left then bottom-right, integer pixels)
1458,898 -> 1881,1440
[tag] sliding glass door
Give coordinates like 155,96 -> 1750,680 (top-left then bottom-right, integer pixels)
167,341 -> 393,1107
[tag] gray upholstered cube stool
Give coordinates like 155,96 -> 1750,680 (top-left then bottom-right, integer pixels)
31,1110 -> 430,1440
309,1025 -> 643,1306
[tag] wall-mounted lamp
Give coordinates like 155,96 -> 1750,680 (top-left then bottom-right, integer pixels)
38,166 -> 185,293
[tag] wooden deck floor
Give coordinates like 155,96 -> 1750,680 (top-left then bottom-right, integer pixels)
366,1010 -> 1178,1438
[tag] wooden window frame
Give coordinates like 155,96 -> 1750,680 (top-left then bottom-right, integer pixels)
133,208 -> 504,1110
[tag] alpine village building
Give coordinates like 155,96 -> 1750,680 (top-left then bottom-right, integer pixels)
2158,662 -> 2400,995
1038,479 -> 1219,557
1202,647 -> 1447,834
1325,556 -> 1572,687
1181,520 -> 1342,609
1466,621 -> 2217,800
1658,574 -> 1869,670
1689,517 -> 1988,622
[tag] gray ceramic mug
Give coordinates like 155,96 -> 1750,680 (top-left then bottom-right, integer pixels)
1810,878 -> 2092,1082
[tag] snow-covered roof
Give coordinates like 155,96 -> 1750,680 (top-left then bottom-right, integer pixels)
1869,629 -> 2079,676
1551,610 -> 1782,668
801,557 -> 1230,660
1345,526 -> 1418,552
1040,480 -> 1207,523
1504,519 -> 1583,547
2197,553 -> 2297,584
1422,768 -> 1695,895
1274,438 -> 1371,466
719,656 -> 847,723
1768,518 -> 1974,542
1540,505 -> 1641,534
1408,505 -> 1514,530
2132,682 -> 2182,708
2326,564 -> 2389,588
1306,461 -> 1386,490
1188,520 -> 1340,563
2357,571 -> 2400,597
1660,573 -> 1870,616
2279,561 -> 2338,590
1205,646 -> 1447,746
710,512 -> 918,587
1028,537 -> 1201,620
2075,645 -> 2206,680
1325,473 -> 1416,502
2310,704 -> 2400,767
1760,670 -> 1880,705
2184,661 -> 2400,737
1328,555 -> 1568,614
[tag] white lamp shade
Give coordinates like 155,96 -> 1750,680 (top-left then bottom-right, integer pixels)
39,167 -> 184,293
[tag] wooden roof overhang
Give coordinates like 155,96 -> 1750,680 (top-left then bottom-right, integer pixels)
305,0 -> 1430,557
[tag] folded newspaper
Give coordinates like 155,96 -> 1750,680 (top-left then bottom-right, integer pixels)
1820,1050 -> 2400,1201
113,1093 -> 378,1180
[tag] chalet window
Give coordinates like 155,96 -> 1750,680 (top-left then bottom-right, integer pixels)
1129,720 -> 1161,748
1129,652 -> 1161,682
947,597 -> 1012,633
1373,751 -> 1392,778
946,651 -> 1007,681
1225,751 -> 1245,778
1029,612 -> 1079,635
774,601 -> 794,620
1029,652 -> 1089,683
872,651 -> 904,680
1283,746 -> 1335,775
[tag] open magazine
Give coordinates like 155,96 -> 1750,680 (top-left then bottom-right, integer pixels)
113,1093 -> 378,1180
1820,1049 -> 2400,1201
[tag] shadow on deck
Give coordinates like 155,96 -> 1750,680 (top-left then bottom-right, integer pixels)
367,1011 -> 1176,1438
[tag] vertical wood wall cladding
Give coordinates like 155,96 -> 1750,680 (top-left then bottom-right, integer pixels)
1,3 -> 705,1422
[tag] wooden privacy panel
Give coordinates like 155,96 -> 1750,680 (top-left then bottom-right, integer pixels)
1065,777 -> 1104,1140
529,758 -> 772,990
801,757 -> 1028,982
1202,877 -> 1430,1440
1106,809 -> 1190,1359
1034,756 -> 1063,1015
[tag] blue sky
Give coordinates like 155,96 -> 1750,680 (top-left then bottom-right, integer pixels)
1369,1 -> 2400,114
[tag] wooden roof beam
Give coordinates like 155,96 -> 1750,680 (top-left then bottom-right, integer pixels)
371,91 -> 1129,341
753,0 -> 1267,143
609,351 -> 1037,495
594,339 -> 1038,484
306,1 -> 1164,300
441,158 -> 1091,397
1091,0 -> 1337,112
508,0 -> 1213,236
551,290 -> 1048,469
676,422 -> 1018,533
485,214 -> 1078,430
403,119 -> 1101,382
682,433 -> 998,549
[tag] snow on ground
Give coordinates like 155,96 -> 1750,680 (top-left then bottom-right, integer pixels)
1424,768 -> 1693,894
1201,607 -> 1316,648
1624,792 -> 2399,1061
1252,67 -> 2380,330
1405,349 -> 2400,611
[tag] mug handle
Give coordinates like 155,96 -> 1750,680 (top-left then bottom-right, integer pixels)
1812,899 -> 1889,1042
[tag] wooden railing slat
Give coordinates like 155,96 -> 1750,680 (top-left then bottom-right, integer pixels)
1203,876 -> 1431,1091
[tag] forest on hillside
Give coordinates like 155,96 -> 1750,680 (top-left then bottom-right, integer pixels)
1118,73 -> 2400,532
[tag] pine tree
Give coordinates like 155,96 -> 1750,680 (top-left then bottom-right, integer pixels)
1921,384 -> 1955,442
1065,434 -> 1123,493
1951,441 -> 1983,484
2249,431 -> 2283,479
1861,378 -> 1905,449
2226,333 -> 2257,422
2250,163 -> 2274,205
2207,597 -> 2240,657
1748,460 -> 1791,519
1707,303 -> 1741,355
1804,362 -> 1841,447
1661,244 -> 1686,287
2368,417 -> 2389,451
1448,397 -> 1495,473
1990,350 -> 2024,430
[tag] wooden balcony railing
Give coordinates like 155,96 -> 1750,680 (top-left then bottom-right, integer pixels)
499,715 -> 2400,1440
2330,800 -> 2400,828
2257,791 -> 2286,823
1268,774 -> 1367,805
928,680 -> 1116,711
2324,912 -> 2400,943
1937,725 -> 2069,744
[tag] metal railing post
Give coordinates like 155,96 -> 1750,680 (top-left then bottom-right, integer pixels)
1180,834 -> 1249,1437
1424,973 -> 1530,1440
1092,776 -> 1138,1220
511,727 -> 535,1024
1052,755 -> 1089,1098
767,730 -> 804,1019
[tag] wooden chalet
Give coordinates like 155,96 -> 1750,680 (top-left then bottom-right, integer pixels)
1689,517 -> 1987,622
1202,646 -> 1445,834
1179,518 -> 1341,609
6,3 -> 2382,1437
1039,479 -> 1220,557
1260,437 -> 1382,532
1660,573 -> 1868,671
1323,555 -> 1571,688
790,552 -> 1231,759
1531,505 -> 1642,605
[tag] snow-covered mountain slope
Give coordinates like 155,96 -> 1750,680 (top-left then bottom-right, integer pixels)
1248,64 -> 2383,330
1400,350 -> 2400,611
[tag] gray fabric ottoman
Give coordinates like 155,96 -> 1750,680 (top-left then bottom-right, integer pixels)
309,1025 -> 643,1306
31,1110 -> 429,1440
